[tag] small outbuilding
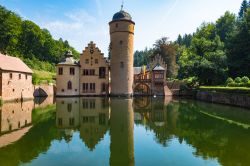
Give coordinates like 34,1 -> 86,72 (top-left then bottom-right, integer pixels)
0,53 -> 33,101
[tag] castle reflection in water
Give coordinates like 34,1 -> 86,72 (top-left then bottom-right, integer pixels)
55,97 -> 175,165
1,96 -> 250,166
0,96 -> 55,148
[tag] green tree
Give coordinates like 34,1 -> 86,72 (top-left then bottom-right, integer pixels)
216,11 -> 236,43
154,37 -> 179,78
239,0 -> 249,18
227,9 -> 250,77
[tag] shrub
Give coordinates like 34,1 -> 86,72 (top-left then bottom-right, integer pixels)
235,77 -> 242,84
225,77 -> 234,85
184,77 -> 199,88
247,81 -> 250,87
242,76 -> 249,84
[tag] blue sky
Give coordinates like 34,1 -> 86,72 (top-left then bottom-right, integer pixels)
0,0 -> 243,55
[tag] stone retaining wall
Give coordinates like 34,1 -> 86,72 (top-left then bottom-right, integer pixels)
33,85 -> 54,97
196,91 -> 250,109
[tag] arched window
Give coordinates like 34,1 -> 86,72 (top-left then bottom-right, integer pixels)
67,81 -> 72,90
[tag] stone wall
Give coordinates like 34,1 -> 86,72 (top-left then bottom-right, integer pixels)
196,91 -> 250,109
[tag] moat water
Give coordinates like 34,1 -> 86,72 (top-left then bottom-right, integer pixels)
0,97 -> 250,166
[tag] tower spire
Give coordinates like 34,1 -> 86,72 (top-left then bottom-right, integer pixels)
121,0 -> 124,11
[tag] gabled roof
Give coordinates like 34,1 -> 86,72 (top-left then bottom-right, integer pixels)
0,53 -> 33,73
153,64 -> 165,71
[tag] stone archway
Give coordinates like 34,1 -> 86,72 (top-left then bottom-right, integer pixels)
134,83 -> 151,96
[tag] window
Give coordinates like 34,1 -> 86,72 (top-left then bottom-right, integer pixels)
25,74 -> 28,80
70,67 -> 75,75
90,69 -> 95,75
83,69 -> 95,75
19,74 -> 21,79
82,83 -> 88,92
59,67 -> 63,75
90,83 -> 95,92
95,59 -> 98,64
85,59 -> 89,64
99,67 -> 106,78
83,69 -> 88,75
120,40 -> 123,45
116,23 -> 118,28
9,73 -> 12,79
67,81 -> 72,90
120,62 -> 124,68
62,89 -> 65,92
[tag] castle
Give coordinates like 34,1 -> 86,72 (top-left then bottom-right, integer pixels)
56,8 -> 168,97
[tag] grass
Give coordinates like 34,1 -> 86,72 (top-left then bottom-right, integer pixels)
199,86 -> 250,94
33,69 -> 56,85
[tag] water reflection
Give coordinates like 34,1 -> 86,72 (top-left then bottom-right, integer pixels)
0,96 -> 250,166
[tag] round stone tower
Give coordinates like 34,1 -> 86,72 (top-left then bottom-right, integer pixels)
109,9 -> 135,97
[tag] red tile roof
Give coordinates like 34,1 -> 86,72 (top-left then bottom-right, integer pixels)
0,53 -> 33,73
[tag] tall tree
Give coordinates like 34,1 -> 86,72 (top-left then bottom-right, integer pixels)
227,9 -> 250,77
239,0 -> 248,19
154,37 -> 178,78
216,11 -> 236,43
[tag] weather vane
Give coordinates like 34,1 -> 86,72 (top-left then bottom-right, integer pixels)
121,0 -> 124,10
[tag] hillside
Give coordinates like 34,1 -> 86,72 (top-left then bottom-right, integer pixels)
0,5 -> 79,73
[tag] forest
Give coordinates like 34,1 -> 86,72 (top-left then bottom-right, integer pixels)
134,0 -> 250,86
0,5 -> 79,72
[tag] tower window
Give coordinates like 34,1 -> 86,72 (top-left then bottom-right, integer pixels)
120,40 -> 123,45
19,74 -> 21,79
58,67 -> 63,75
120,62 -> 124,68
70,67 -> 75,75
9,73 -> 12,79
67,81 -> 72,90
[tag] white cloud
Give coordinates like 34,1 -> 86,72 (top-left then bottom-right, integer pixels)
40,9 -> 109,55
